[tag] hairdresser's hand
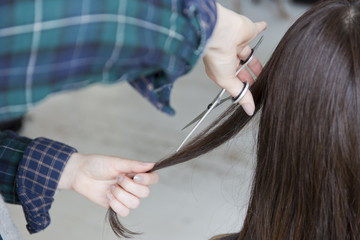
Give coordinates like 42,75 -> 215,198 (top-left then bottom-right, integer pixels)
58,153 -> 159,217
203,3 -> 267,116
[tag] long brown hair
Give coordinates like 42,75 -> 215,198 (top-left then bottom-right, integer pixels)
108,0 -> 360,238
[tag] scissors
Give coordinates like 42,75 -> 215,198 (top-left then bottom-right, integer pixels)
176,36 -> 264,152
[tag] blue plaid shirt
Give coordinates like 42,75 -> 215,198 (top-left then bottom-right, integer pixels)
0,0 -> 217,235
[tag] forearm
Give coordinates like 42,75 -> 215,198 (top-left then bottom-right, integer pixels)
57,152 -> 83,190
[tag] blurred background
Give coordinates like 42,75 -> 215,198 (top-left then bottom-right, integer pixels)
7,0 -> 310,239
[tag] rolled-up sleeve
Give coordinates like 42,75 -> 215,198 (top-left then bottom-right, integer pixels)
16,137 -> 77,234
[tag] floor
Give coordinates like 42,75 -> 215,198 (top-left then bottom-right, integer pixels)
7,1 -> 309,239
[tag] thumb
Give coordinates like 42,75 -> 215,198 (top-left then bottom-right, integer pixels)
115,159 -> 155,174
255,21 -> 267,35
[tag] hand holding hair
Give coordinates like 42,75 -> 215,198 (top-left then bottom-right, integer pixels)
58,153 -> 159,217
203,3 -> 267,116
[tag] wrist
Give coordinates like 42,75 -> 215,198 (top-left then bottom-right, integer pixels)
58,152 -> 83,190
207,3 -> 239,51
206,3 -> 258,53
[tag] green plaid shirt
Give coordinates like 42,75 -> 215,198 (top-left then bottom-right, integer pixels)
0,131 -> 31,205
0,0 -> 217,235
0,0 -> 216,120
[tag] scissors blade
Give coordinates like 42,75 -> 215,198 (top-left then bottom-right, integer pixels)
181,109 -> 207,130
181,96 -> 232,131
177,89 -> 226,151
181,88 -> 226,130
253,35 -> 264,52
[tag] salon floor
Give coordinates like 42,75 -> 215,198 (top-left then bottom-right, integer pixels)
7,1 -> 309,240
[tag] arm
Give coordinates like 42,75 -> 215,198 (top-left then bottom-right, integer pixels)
0,1 -> 264,119
129,0 -> 219,115
0,0 -> 218,119
0,131 -> 158,234
16,136 -> 77,233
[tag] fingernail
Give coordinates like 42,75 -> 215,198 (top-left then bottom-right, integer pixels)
242,103 -> 255,116
106,191 -> 113,201
117,175 -> 124,183
110,185 -> 116,192
133,175 -> 143,183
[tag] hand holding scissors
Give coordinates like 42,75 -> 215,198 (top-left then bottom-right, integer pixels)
203,3 -> 267,116
177,36 -> 264,152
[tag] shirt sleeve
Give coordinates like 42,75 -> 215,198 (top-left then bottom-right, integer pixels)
128,0 -> 218,115
0,131 -> 32,204
16,137 -> 77,234
0,0 -> 217,120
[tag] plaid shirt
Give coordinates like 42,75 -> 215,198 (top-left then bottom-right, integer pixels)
0,0 -> 216,120
0,131 -> 77,233
0,0 -> 217,235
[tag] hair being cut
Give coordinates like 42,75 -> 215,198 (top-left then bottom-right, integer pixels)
108,0 -> 360,238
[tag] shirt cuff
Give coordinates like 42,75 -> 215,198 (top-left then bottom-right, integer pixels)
16,137 -> 77,234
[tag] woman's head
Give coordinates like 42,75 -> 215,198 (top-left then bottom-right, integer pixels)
239,0 -> 360,239
109,0 -> 360,238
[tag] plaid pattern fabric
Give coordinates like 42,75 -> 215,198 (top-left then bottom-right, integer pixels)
0,131 -> 32,204
17,137 -> 77,233
0,0 -> 217,121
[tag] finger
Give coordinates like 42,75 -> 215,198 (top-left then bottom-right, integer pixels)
247,55 -> 263,78
113,159 -> 155,174
126,173 -> 136,178
236,20 -> 267,48
236,56 -> 263,86
133,172 -> 159,186
237,46 -> 263,84
110,185 -> 140,209
236,66 -> 255,86
255,21 -> 267,35
118,176 -> 150,198
237,45 -> 252,60
238,90 -> 255,116
107,192 -> 130,217
230,79 -> 255,116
